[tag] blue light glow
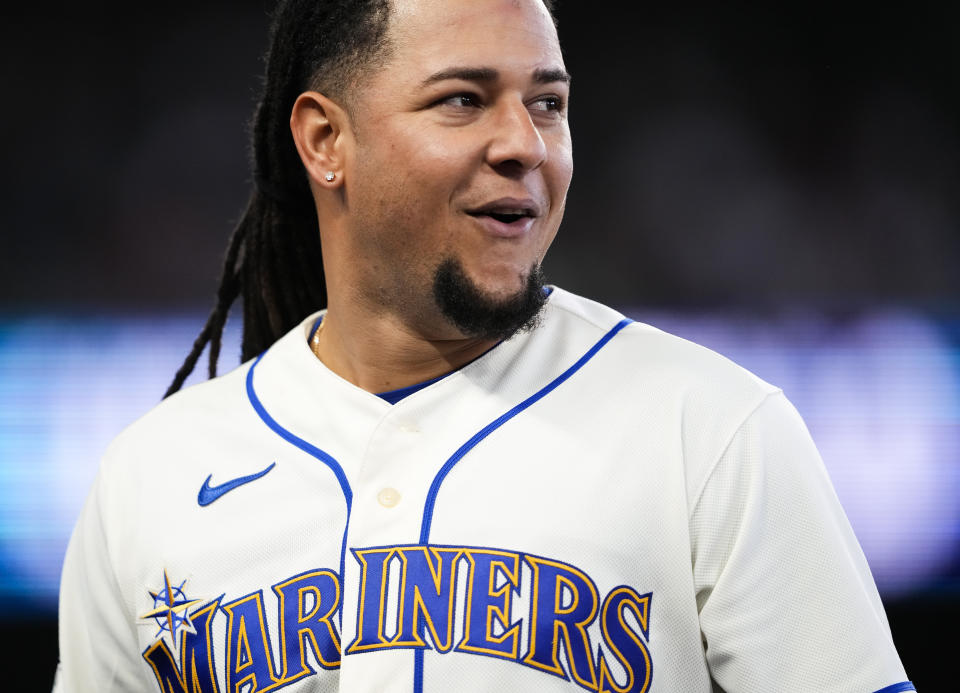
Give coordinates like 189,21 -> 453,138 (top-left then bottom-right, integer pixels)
0,310 -> 957,612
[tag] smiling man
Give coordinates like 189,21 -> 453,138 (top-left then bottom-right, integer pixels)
289,0 -> 572,393
55,1 -> 914,692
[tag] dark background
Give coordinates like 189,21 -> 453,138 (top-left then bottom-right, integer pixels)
3,1 -> 957,688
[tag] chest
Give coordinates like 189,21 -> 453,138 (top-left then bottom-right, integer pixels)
126,386 -> 707,692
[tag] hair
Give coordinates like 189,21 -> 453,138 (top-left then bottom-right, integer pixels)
164,0 -> 392,397
433,259 -> 547,340
165,0 -> 558,398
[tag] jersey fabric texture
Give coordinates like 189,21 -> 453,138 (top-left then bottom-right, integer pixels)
55,288 -> 913,693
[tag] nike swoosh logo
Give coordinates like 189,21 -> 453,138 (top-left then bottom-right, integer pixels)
198,462 -> 276,507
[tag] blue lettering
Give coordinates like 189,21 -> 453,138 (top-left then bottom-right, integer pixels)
596,587 -> 652,693
393,546 -> 462,651
346,547 -> 395,652
457,549 -> 522,660
523,555 -> 599,689
273,570 -> 342,681
222,592 -> 282,692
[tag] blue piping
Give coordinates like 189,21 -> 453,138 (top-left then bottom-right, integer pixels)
418,318 -> 633,543
246,353 -> 353,624
414,652 -> 424,692
873,683 -> 915,693
413,317 -> 633,692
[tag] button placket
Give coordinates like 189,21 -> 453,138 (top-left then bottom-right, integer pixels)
376,487 -> 401,507
347,410 -> 433,545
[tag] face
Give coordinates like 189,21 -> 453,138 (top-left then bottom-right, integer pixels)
342,0 -> 572,338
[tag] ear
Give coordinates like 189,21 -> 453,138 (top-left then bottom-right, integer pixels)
290,91 -> 351,187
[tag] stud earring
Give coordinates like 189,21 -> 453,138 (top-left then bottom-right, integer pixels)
325,171 -> 336,182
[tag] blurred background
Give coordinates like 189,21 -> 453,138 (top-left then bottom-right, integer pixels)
2,0 -> 957,688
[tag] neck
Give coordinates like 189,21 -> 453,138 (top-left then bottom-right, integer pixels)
312,297 -> 498,395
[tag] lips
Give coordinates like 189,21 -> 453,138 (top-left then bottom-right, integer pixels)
465,197 -> 542,235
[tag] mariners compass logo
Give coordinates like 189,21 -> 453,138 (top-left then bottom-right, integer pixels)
140,570 -> 205,647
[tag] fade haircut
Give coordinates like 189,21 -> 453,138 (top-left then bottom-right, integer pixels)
166,0 -> 558,397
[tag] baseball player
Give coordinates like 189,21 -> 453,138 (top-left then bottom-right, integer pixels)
55,0 -> 915,691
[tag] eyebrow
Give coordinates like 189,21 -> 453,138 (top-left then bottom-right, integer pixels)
420,66 -> 572,88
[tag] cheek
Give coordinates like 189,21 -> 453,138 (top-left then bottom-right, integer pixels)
364,138 -> 465,213
548,137 -> 574,199
348,152 -> 453,264
535,221 -> 561,264
541,138 -> 572,256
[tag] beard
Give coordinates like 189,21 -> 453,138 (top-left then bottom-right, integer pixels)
432,258 -> 548,341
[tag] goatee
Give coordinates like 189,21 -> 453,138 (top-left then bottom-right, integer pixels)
432,258 -> 548,341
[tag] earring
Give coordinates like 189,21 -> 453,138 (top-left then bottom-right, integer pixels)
325,171 -> 336,182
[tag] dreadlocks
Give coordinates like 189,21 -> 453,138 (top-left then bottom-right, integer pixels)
165,0 -> 557,398
164,0 -> 392,397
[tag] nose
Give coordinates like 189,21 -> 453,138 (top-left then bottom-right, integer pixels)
486,98 -> 548,177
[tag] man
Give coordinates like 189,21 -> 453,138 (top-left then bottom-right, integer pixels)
56,0 -> 914,691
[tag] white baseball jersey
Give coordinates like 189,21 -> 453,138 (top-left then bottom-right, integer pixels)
55,287 -> 914,692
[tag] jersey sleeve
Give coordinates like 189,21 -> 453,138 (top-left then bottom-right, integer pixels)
54,465 -> 143,692
689,391 -> 914,693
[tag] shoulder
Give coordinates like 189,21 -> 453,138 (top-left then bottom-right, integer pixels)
99,361 -> 252,476
544,287 -> 786,491
546,286 -> 779,405
99,317 -> 315,482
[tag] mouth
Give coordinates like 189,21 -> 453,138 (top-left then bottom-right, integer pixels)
465,198 -> 541,226
483,211 -> 530,223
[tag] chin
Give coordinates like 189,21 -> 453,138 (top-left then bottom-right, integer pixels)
471,274 -> 532,302
432,257 -> 548,341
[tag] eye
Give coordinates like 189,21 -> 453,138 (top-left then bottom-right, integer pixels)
529,95 -> 565,114
437,93 -> 482,109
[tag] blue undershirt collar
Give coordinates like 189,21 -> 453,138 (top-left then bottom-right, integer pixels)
310,286 -> 554,404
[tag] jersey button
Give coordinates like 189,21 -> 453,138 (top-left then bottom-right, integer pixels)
377,487 -> 401,508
